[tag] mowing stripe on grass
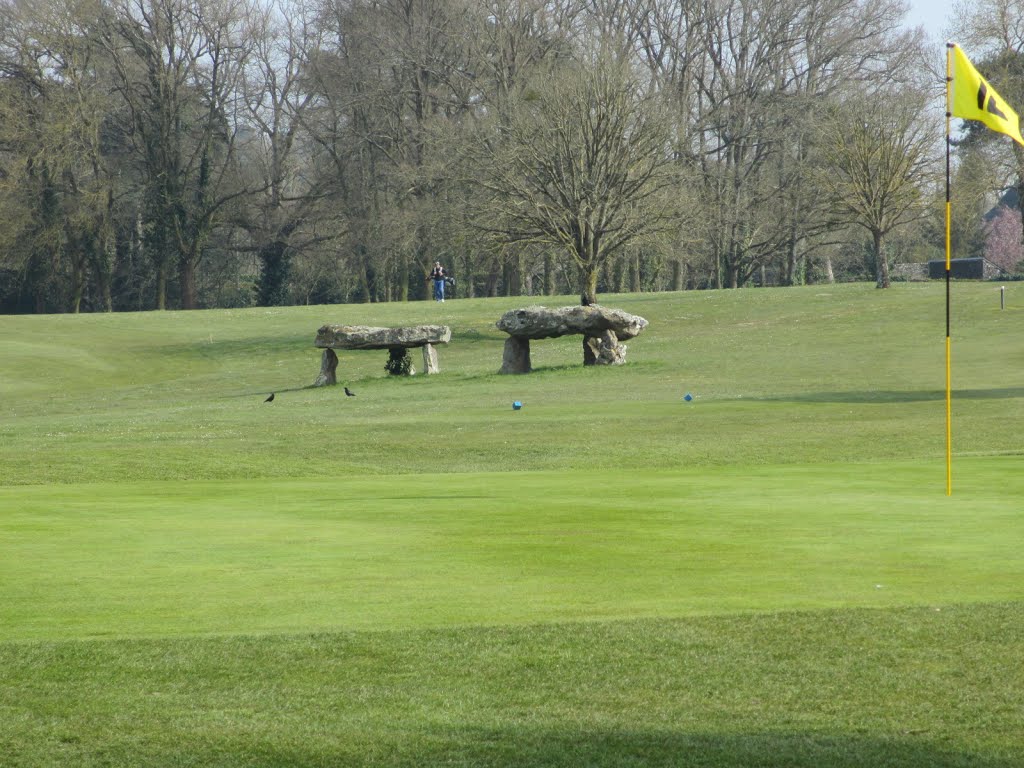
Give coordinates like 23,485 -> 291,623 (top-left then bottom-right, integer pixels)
2,458 -> 1022,642
1,604 -> 1022,767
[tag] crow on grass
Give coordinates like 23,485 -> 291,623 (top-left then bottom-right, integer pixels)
264,393 -> 275,402
344,387 -> 356,397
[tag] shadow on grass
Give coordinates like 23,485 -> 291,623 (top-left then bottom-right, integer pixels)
230,385 -> 320,399
757,387 -> 1024,404
214,726 -> 1020,768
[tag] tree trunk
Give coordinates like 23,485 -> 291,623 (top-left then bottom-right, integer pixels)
629,253 -> 641,292
359,258 -> 372,303
180,256 -> 198,309
611,258 -> 625,292
783,234 -> 797,286
93,237 -> 114,312
70,261 -> 85,314
581,267 -> 598,305
257,240 -> 290,307
544,252 -> 555,295
156,259 -> 168,310
486,257 -> 500,297
399,257 -> 409,302
672,260 -> 684,291
874,230 -> 890,289
464,256 -> 475,299
503,251 -> 521,296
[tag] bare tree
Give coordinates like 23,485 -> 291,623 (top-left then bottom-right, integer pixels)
984,203 -> 1024,271
690,0 -> 923,288
0,0 -> 126,312
817,87 -> 940,288
471,53 -> 681,305
101,0 -> 253,309
235,0 -> 343,306
303,0 -> 483,302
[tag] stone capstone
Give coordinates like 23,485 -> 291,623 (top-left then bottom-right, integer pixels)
312,324 -> 450,384
315,324 -> 451,349
495,305 -> 648,341
495,305 -> 648,374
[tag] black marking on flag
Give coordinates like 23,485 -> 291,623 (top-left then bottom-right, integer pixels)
978,82 -> 1009,121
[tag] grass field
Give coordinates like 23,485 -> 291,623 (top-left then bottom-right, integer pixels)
1,282 -> 1023,766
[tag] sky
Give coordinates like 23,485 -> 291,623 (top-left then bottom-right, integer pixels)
905,0 -> 956,43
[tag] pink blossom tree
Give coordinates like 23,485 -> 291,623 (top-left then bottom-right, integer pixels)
984,205 -> 1024,274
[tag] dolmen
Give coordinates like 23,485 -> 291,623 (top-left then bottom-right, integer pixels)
496,305 -> 648,374
313,324 -> 451,385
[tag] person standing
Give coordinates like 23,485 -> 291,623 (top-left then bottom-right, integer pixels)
429,261 -> 446,302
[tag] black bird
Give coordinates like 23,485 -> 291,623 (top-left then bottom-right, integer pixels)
264,393 -> 275,402
344,387 -> 356,397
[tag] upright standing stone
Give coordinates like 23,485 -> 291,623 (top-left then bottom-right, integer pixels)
422,343 -> 439,374
583,330 -> 626,366
501,336 -> 532,374
314,348 -> 339,387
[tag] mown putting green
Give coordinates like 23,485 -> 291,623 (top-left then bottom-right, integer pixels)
2,461 -> 1023,642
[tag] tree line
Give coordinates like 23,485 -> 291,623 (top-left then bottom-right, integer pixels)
0,0 -> 1018,313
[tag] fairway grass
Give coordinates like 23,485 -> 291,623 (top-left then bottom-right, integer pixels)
1,604 -> 1021,767
2,283 -> 1023,766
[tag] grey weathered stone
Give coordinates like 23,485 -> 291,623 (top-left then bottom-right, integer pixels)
500,336 -> 532,374
314,348 -> 339,387
583,330 -> 627,366
422,343 -> 439,374
495,305 -> 648,341
313,324 -> 449,384
496,305 -> 646,372
316,324 -> 451,350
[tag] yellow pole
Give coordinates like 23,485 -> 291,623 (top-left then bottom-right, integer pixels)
945,44 -> 954,496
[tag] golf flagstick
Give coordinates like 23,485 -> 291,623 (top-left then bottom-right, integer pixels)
946,43 -> 1024,494
945,45 -> 953,496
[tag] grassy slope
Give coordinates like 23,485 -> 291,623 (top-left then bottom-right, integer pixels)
1,283 -> 1023,766
2,282 -> 1022,485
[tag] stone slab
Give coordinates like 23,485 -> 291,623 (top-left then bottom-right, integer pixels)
315,324 -> 451,350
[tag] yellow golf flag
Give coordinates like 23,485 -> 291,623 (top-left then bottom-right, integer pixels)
950,44 -> 1024,146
